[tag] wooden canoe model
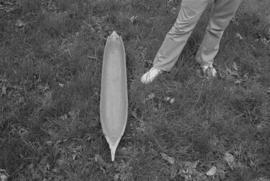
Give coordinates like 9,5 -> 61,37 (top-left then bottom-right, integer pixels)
100,31 -> 128,161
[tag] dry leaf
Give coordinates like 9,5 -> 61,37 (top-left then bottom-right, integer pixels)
236,33 -> 243,40
0,175 -> 8,181
232,62 -> 238,71
161,153 -> 175,165
165,97 -> 170,101
1,85 -> 6,95
164,96 -> 175,104
15,19 -> 26,28
0,169 -> 8,181
224,152 -> 235,169
146,93 -> 155,101
60,114 -> 68,120
169,98 -> 175,104
58,83 -> 64,87
206,166 -> 217,176
130,16 -> 138,24
235,79 -> 243,85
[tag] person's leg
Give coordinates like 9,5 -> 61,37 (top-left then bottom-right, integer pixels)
141,0 -> 209,84
196,0 -> 243,77
153,0 -> 209,71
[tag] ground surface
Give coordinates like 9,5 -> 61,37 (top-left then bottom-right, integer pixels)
0,0 -> 270,180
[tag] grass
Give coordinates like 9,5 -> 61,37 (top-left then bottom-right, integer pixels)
0,0 -> 270,180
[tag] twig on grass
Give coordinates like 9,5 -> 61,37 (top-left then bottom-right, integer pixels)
88,55 -> 98,60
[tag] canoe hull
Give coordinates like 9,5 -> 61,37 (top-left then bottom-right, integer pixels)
100,31 -> 128,161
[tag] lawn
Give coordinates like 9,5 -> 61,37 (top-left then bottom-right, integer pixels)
0,0 -> 270,180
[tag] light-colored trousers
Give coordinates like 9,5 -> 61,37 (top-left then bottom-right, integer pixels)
153,0 -> 243,71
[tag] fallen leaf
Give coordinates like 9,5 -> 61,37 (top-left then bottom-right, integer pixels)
0,174 -> 8,181
224,152 -> 235,169
206,166 -> 217,176
72,154 -> 77,160
130,16 -> 138,24
164,96 -> 175,104
145,93 -> 155,101
0,169 -> 8,181
232,62 -> 238,71
58,83 -> 64,87
161,153 -> 175,165
60,114 -> 68,120
15,19 -> 26,28
18,127 -> 29,137
46,140 -> 53,146
165,97 -> 170,101
1,85 -> 6,95
235,80 -> 242,84
236,33 -> 243,40
169,98 -> 175,104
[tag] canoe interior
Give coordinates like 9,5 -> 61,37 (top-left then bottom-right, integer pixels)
100,34 -> 128,145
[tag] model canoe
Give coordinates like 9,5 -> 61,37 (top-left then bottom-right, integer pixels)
100,31 -> 128,161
